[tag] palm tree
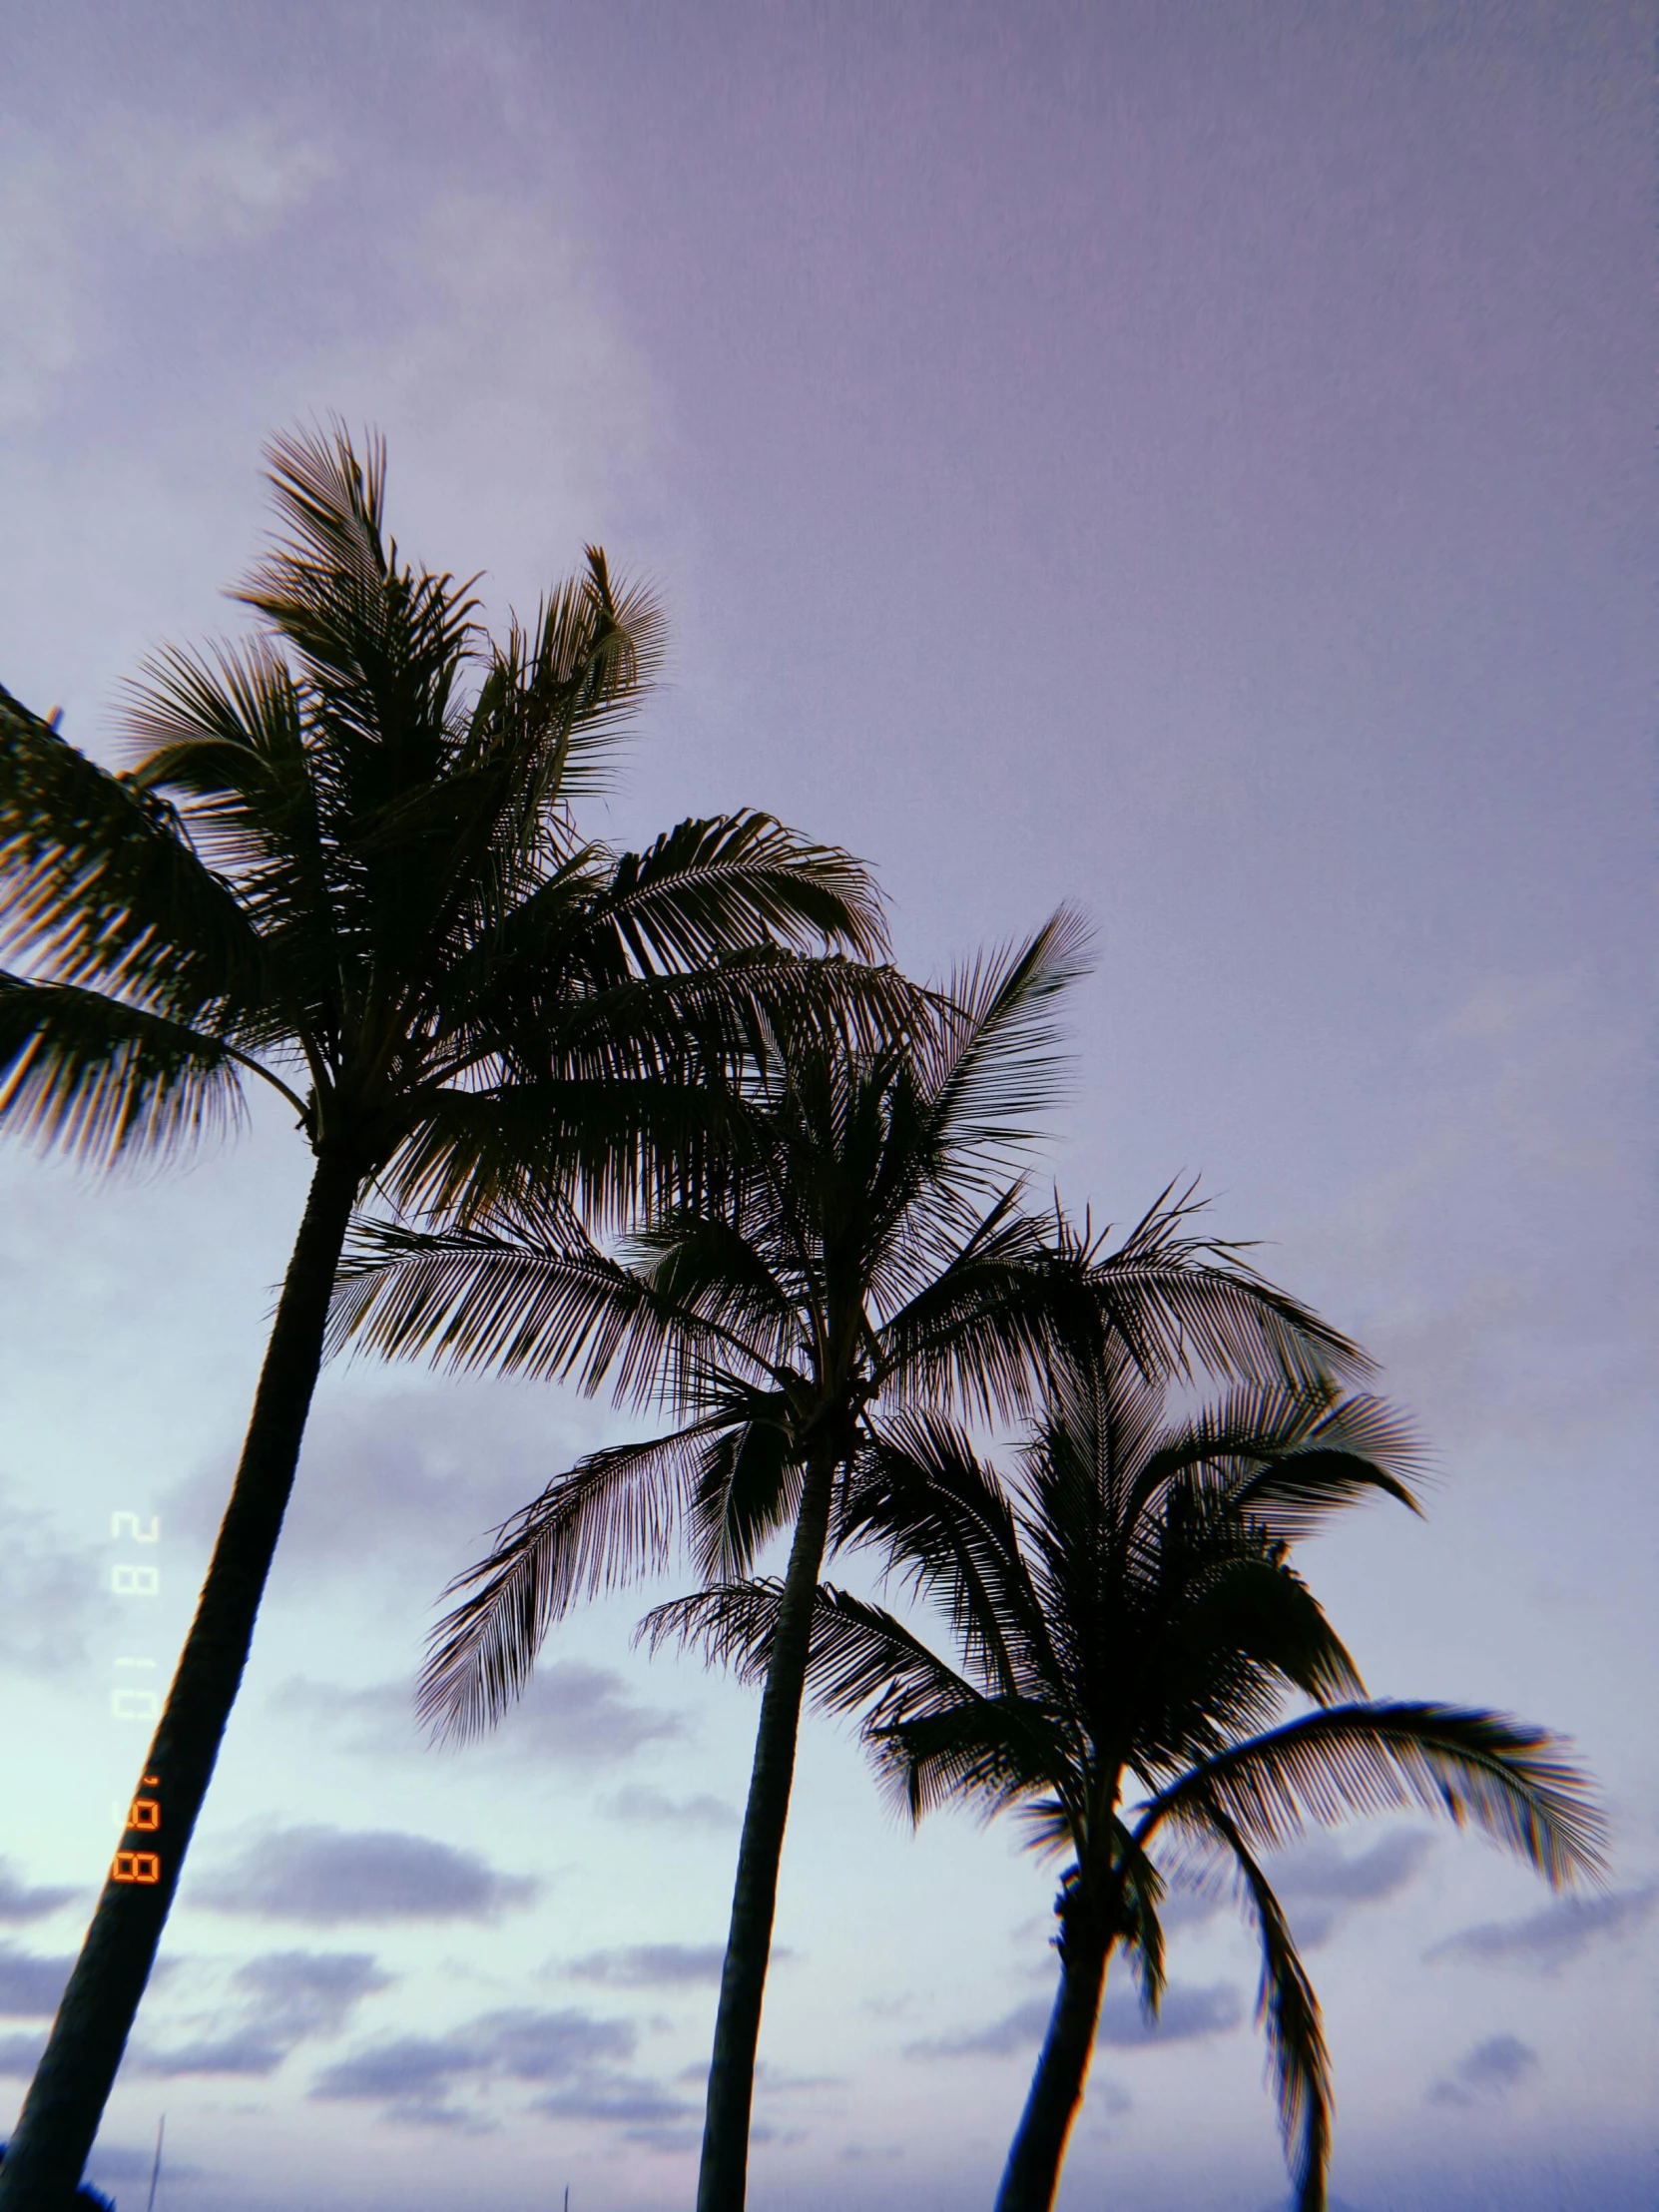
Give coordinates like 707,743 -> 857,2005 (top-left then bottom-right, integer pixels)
331,924 -> 1369,2212
654,1349 -> 1605,2212
0,425 -> 886,2207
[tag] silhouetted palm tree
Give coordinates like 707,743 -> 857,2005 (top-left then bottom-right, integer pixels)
655,1349 -> 1605,2212
0,425 -> 885,2207
333,923 -> 1367,2212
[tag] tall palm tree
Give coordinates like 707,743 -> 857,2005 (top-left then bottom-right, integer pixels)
655,1350 -> 1605,2212
0,425 -> 886,2208
332,923 -> 1368,2212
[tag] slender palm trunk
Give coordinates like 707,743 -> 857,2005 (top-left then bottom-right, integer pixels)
0,1151 -> 360,2212
994,1908 -> 1111,2212
696,1450 -> 836,2212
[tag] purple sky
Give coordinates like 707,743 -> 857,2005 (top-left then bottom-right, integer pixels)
1,6 -> 1653,2209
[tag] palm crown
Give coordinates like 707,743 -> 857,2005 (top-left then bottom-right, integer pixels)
658,1348 -> 1605,2212
0,427 -> 884,1211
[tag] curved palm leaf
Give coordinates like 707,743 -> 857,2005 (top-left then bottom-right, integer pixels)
1137,1702 -> 1606,1887
419,1417 -> 734,1740
0,974 -> 256,1163
1203,1805 -> 1331,2212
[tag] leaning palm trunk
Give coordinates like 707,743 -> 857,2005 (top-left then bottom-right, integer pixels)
995,1903 -> 1110,2212
0,1151 -> 359,2207
696,1450 -> 837,2212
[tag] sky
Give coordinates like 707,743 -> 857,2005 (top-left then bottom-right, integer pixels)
0,2 -> 1654,2208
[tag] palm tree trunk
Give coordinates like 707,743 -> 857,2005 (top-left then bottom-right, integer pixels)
0,1150 -> 360,2212
994,1908 -> 1111,2212
695,1449 -> 836,2212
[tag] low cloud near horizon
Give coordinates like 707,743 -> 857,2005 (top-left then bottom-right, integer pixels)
308,2004 -> 691,2139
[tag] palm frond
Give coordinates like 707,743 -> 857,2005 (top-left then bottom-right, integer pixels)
1206,1805 -> 1332,2212
1146,1556 -> 1368,1718
236,422 -> 478,727
843,1413 -> 1055,1704
1229,1448 -> 1422,1541
686,1405 -> 801,1580
500,546 -> 667,798
0,684 -> 271,1023
911,905 -> 1091,1178
601,813 -> 888,968
1068,1185 -> 1372,1386
1137,1703 -> 1606,1888
0,972 -> 250,1164
417,1420 -> 724,1739
869,1688 -> 1078,1830
330,1207 -> 723,1406
1126,1380 -> 1421,1526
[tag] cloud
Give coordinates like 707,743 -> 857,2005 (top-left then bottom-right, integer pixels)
532,2076 -> 695,2126
0,2031 -> 46,2075
310,2005 -> 684,2135
599,1785 -> 738,1830
135,1950 -> 391,2077
188,1826 -> 538,1926
906,1980 -> 1240,2059
170,1388 -> 586,1590
1096,1981 -> 1242,2046
1428,2033 -> 1539,2107
1267,1831 -> 1436,1947
271,1661 -> 682,1769
137,2026 -> 294,2078
1426,1885 -> 1657,1975
0,109 -> 333,427
0,1484 -> 101,1673
0,1946 -> 73,2017
565,1945 -> 727,1989
0,1862 -> 81,1924
1163,1831 -> 1435,1948
909,1996 -> 1050,2059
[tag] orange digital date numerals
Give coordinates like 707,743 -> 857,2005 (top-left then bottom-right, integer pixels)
112,1852 -> 161,1885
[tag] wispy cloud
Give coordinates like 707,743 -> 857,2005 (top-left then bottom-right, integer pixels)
0,109 -> 333,427
0,1945 -> 74,2018
0,1861 -> 81,1924
1163,1830 -> 1435,1948
272,1662 -> 683,1769
0,1484 -> 101,1674
135,1949 -> 391,2077
598,1784 -> 738,1830
310,2005 -> 690,2139
1427,2032 -> 1538,2107
1096,1980 -> 1242,2047
564,1944 -> 728,1989
187,1826 -> 538,1926
1426,1885 -> 1656,1975
906,1979 -> 1240,2059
